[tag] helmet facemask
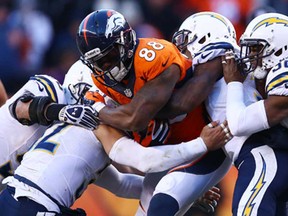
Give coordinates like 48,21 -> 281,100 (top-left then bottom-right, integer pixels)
239,38 -> 272,76
172,29 -> 194,53
66,82 -> 92,104
63,60 -> 94,105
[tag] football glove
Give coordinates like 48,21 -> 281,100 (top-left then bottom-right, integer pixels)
58,104 -> 100,130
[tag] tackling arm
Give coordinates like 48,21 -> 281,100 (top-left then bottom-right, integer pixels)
226,83 -> 288,135
93,164 -> 143,199
12,93 -> 100,130
97,65 -> 181,131
226,82 -> 269,136
264,95 -> 288,127
157,57 -> 223,119
222,53 -> 271,136
94,122 -> 228,173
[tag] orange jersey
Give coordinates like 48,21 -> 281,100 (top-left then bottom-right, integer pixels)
91,38 -> 207,146
91,38 -> 192,104
135,105 -> 208,147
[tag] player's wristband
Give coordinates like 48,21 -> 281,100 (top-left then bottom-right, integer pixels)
45,103 -> 66,121
29,96 -> 54,125
92,102 -> 105,113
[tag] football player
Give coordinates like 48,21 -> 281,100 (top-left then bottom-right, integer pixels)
75,9 -> 233,215
0,73 -> 66,191
0,60 -> 227,215
0,121 -> 145,216
147,12 -> 262,216
222,12 -> 288,216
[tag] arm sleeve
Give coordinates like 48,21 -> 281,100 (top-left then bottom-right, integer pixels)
93,164 -> 143,199
226,82 -> 269,136
109,136 -> 207,173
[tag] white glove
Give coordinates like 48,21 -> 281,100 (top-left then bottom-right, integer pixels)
58,104 -> 100,130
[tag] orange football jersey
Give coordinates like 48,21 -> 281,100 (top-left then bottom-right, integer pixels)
91,38 -> 192,103
91,38 -> 207,146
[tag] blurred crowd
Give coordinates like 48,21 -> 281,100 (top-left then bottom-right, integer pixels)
0,0 -> 286,95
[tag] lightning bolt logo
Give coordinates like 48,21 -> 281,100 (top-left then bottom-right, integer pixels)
193,12 -> 233,34
252,17 -> 288,32
242,154 -> 266,216
194,12 -> 228,26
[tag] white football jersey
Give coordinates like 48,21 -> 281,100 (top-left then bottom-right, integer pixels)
192,41 -> 262,161
14,122 -> 110,208
266,59 -> 288,128
0,75 -> 65,184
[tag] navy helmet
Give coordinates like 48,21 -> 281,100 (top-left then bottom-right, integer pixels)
76,9 -> 136,86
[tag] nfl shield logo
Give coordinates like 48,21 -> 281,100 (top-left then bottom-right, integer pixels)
124,89 -> 133,98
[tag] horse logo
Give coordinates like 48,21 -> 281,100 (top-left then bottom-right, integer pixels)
105,13 -> 126,38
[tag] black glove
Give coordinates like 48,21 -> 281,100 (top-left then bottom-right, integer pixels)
58,104 -> 100,130
150,119 -> 170,146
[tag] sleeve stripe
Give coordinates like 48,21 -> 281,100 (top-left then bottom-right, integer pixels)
30,76 -> 59,102
266,72 -> 288,93
194,41 -> 234,57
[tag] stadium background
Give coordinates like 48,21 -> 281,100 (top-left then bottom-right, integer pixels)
0,0 -> 286,215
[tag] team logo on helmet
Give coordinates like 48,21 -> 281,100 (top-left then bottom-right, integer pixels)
193,12 -> 228,27
252,17 -> 288,32
105,13 -> 126,38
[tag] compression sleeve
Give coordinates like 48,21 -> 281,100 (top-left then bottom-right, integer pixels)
226,82 -> 269,136
109,136 -> 207,173
94,165 -> 143,199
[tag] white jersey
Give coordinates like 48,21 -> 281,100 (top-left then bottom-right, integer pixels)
13,122 -> 110,209
193,42 -> 262,162
0,75 -> 65,184
266,59 -> 288,128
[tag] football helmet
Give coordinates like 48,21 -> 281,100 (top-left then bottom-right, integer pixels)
76,9 -> 136,86
172,12 -> 236,55
63,60 -> 94,105
239,13 -> 288,77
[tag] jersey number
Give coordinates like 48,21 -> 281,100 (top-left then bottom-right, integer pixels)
272,60 -> 288,72
139,42 -> 164,62
31,124 -> 67,154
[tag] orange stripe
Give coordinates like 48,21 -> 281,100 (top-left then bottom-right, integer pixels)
83,13 -> 92,45
107,10 -> 112,17
168,152 -> 208,174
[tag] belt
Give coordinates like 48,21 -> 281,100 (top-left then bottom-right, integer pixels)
13,175 -> 86,216
14,175 -> 64,210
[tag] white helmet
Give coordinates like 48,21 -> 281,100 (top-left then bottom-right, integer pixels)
239,12 -> 288,77
172,11 -> 236,56
63,60 -> 94,104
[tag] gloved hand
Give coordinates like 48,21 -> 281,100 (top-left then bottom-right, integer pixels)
58,104 -> 100,130
151,119 -> 170,144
